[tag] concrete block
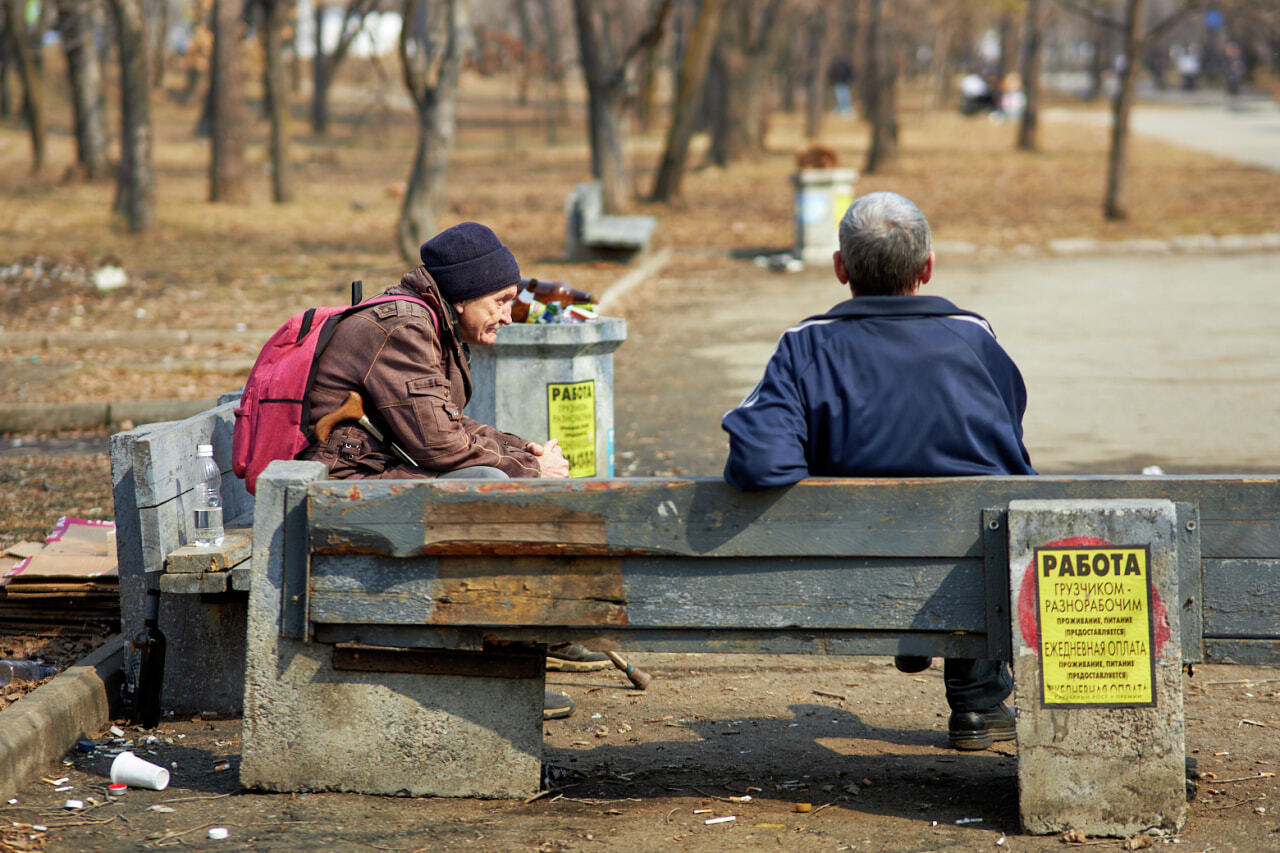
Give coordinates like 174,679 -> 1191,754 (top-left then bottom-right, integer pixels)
159,572 -> 230,594
240,462 -> 543,798
1008,499 -> 1186,836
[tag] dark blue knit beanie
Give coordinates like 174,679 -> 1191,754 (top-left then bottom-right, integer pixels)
419,222 -> 521,303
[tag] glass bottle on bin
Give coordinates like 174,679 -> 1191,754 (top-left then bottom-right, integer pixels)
133,587 -> 167,728
510,278 -> 595,323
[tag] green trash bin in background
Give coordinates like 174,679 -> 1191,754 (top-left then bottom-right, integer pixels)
466,317 -> 627,478
792,167 -> 858,264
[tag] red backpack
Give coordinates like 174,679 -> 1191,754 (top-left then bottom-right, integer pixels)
232,291 -> 437,494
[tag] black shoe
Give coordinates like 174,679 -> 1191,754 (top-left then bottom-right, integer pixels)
546,643 -> 611,672
948,702 -> 1016,750
894,654 -> 933,673
544,689 -> 575,721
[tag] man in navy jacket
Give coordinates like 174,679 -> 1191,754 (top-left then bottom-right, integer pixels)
722,191 -> 1035,750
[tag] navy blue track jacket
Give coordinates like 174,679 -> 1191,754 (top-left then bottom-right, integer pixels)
722,295 -> 1035,490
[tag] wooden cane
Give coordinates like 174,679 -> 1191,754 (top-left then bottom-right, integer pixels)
314,390 -> 418,467
605,650 -> 652,690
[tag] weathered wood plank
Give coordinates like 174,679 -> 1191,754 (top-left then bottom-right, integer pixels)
159,571 -> 230,594
165,529 -> 252,573
1202,559 -> 1280,639
310,624 -> 991,658
1203,638 -> 1280,665
306,477 -> 1280,561
307,554 -> 986,632
130,401 -> 251,518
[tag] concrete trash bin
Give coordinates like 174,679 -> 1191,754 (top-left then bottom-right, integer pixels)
466,317 -> 626,478
791,167 -> 857,263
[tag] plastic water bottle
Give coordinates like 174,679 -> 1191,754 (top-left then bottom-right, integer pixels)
0,659 -> 57,687
194,444 -> 224,547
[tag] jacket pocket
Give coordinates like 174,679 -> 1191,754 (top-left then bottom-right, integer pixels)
407,375 -> 462,433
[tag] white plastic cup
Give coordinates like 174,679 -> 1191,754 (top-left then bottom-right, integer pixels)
110,751 -> 170,791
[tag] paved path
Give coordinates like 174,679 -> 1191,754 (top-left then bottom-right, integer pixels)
636,250 -> 1280,476
1046,97 -> 1280,173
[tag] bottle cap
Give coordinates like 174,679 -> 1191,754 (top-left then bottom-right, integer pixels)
197,444 -> 213,456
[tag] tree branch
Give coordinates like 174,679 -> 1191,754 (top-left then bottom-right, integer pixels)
1052,0 -> 1120,31
604,0 -> 673,93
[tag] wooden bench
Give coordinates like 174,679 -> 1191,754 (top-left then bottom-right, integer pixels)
564,182 -> 656,262
109,393 -> 253,714
238,465 -> 1280,834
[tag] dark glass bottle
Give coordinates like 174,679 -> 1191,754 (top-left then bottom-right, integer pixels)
511,278 -> 596,322
133,588 -> 167,728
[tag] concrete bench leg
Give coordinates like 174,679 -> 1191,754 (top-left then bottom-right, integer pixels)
1008,499 -> 1186,835
239,463 -> 544,798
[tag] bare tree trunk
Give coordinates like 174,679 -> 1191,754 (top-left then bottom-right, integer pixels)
1017,0 -> 1041,151
396,0 -> 469,262
535,0 -> 567,144
210,0 -> 247,202
108,0 -> 155,231
707,0 -> 783,167
262,0 -> 292,202
4,0 -> 46,173
1086,18 -> 1107,101
803,4 -> 831,141
650,0 -> 726,203
311,0 -> 378,136
513,0 -> 533,106
58,0 -> 110,179
863,0 -> 897,173
149,0 -> 168,87
1104,0 -> 1143,221
572,0 -> 673,212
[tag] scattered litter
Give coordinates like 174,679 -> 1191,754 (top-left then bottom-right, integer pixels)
754,822 -> 786,828
208,827 -> 229,840
109,726 -> 125,738
1241,719 -> 1267,727
956,817 -> 982,824
594,726 -> 609,738
704,816 -> 736,825
996,837 -> 1007,846
745,786 -> 762,793
213,760 -> 230,772
6,799 -> 15,805
93,265 -> 128,291
1122,834 -> 1154,850
794,803 -> 812,813
591,713 -> 602,719
63,800 -> 84,810
32,825 -> 46,832
1256,807 -> 1268,815
75,739 -> 96,753
729,795 -> 752,803
107,784 -> 127,798
147,805 -> 175,813
692,808 -> 712,815
54,786 -> 72,793
1141,465 -> 1165,476
1062,828 -> 1089,843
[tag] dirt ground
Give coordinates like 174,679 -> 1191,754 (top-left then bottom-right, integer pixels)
0,655 -> 1275,852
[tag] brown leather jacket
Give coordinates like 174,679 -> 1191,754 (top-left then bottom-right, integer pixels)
297,267 -> 541,479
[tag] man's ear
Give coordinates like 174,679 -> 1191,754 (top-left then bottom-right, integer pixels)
833,251 -> 849,284
918,251 -> 935,287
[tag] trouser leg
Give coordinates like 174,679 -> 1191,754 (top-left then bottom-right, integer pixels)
943,658 -> 1012,712
438,466 -> 510,480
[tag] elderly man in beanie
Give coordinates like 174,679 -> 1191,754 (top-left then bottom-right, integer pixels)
300,221 -> 582,718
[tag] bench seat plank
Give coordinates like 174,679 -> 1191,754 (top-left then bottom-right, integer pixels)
307,477 -> 1280,561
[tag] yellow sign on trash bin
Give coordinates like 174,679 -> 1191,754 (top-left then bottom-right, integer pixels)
547,380 -> 596,478
1034,545 -> 1156,708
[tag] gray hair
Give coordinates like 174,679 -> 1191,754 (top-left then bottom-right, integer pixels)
837,192 -> 932,295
